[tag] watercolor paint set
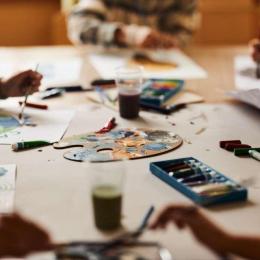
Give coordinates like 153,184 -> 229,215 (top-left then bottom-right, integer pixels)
150,157 -> 247,206
140,79 -> 184,106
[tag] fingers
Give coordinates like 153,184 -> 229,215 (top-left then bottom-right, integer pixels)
141,32 -> 176,49
149,204 -> 198,230
19,70 -> 42,94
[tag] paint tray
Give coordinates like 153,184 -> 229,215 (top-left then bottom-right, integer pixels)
150,157 -> 247,206
140,79 -> 184,106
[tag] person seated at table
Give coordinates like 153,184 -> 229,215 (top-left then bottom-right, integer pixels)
251,38 -> 260,63
150,204 -> 260,259
0,70 -> 42,99
0,213 -> 53,257
67,0 -> 200,49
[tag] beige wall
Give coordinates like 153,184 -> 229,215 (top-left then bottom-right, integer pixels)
0,0 -> 60,46
0,0 -> 259,46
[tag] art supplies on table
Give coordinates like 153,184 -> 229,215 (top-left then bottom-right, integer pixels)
0,103 -> 74,144
89,49 -> 207,80
12,140 -> 51,151
86,86 -> 204,115
38,88 -> 65,100
53,128 -> 182,162
150,157 -> 247,206
141,79 -> 184,106
18,101 -> 48,110
219,140 -> 260,162
0,164 -> 16,213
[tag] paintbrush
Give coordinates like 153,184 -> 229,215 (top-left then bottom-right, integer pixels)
97,205 -> 155,253
18,64 -> 39,124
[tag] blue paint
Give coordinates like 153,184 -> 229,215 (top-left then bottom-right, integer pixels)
126,147 -> 138,152
143,143 -> 168,151
0,116 -> 20,129
0,167 -> 7,177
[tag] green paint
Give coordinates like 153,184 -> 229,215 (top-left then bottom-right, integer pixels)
234,148 -> 260,156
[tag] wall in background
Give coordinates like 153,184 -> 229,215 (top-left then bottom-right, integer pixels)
0,0 -> 259,46
0,0 -> 60,46
194,0 -> 260,45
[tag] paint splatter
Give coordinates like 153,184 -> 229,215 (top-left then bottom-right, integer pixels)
143,143 -> 168,151
184,138 -> 192,144
0,167 -> 7,177
0,116 -> 20,134
195,127 -> 207,135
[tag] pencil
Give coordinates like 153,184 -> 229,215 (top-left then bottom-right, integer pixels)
18,101 -> 48,110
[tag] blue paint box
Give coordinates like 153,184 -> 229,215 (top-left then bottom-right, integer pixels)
140,79 -> 184,106
150,157 -> 247,206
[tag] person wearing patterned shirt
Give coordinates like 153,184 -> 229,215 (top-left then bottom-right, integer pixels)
67,0 -> 200,49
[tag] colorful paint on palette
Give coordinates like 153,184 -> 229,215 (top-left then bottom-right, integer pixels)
53,128 -> 183,162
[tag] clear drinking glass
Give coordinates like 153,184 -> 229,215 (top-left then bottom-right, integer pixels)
86,160 -> 125,231
115,66 -> 143,119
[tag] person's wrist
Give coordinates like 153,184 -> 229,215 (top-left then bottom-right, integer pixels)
220,232 -> 236,254
0,80 -> 7,99
115,28 -> 127,46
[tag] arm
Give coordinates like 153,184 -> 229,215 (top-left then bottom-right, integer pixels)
0,79 -> 7,99
150,204 -> 260,259
67,0 -> 124,47
0,213 -> 53,257
159,0 -> 201,46
67,0 -> 176,49
0,70 -> 42,98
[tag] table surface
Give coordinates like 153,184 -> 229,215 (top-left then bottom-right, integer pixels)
0,45 -> 260,260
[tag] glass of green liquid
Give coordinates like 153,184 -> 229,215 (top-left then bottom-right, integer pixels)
87,160 -> 125,231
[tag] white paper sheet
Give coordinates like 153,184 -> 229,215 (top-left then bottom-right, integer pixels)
234,55 -> 260,90
89,49 -> 207,80
0,103 -> 74,144
0,164 -> 16,213
227,89 -> 260,110
228,56 -> 260,110
0,57 -> 83,90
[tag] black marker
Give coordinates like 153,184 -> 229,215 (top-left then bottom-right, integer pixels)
91,79 -> 116,86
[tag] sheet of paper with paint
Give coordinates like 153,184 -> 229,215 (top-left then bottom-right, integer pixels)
0,103 -> 75,144
89,49 -> 207,80
0,57 -> 84,90
234,55 -> 260,90
228,55 -> 260,110
227,89 -> 260,110
0,164 -> 16,213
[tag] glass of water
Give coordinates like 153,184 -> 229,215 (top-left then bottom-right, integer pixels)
115,66 -> 143,119
86,160 -> 126,231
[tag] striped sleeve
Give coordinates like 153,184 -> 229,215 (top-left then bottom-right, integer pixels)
67,0 -> 121,46
158,0 -> 201,45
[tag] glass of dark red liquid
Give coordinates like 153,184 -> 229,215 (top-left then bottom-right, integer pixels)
115,66 -> 143,119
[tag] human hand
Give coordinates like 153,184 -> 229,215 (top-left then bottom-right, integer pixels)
1,70 -> 42,98
149,204 -> 232,257
250,39 -> 260,63
139,30 -> 177,49
0,213 -> 53,257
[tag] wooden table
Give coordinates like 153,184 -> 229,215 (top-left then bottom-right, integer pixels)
0,45 -> 259,260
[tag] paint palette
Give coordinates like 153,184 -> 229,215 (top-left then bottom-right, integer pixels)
53,129 -> 182,162
150,157 -> 247,206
